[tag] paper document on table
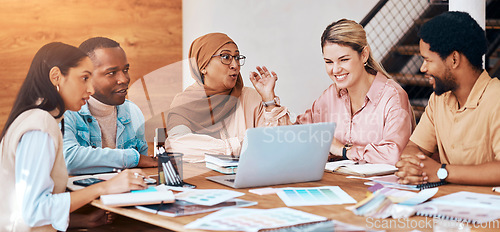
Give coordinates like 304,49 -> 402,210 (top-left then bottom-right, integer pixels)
367,175 -> 420,190
136,199 -> 257,217
398,188 -> 438,206
416,191 -> 500,224
430,191 -> 500,209
185,207 -> 327,232
175,189 -> 244,206
276,186 -> 356,206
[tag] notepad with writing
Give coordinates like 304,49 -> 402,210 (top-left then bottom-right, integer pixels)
325,160 -> 397,177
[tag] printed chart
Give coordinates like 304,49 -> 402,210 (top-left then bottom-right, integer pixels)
277,186 -> 357,206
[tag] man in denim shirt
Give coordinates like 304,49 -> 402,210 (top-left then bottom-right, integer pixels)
63,37 -> 157,175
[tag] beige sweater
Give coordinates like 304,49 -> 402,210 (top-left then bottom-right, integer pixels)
0,109 -> 68,232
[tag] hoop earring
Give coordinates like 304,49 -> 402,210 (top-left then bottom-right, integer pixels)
364,62 -> 368,67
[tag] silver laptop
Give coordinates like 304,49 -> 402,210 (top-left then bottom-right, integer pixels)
206,122 -> 336,188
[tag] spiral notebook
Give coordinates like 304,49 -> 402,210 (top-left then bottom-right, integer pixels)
416,191 -> 500,223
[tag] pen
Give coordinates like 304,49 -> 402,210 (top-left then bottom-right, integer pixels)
133,173 -> 156,184
165,161 -> 180,185
167,160 -> 182,185
162,162 -> 174,185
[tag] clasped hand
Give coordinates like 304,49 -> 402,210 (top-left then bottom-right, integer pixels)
395,152 -> 441,185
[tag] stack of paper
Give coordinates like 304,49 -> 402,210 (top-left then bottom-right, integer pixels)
205,154 -> 239,174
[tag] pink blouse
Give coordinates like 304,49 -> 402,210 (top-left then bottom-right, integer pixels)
296,73 -> 413,165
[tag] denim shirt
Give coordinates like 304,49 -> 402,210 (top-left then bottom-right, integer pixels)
63,100 -> 148,175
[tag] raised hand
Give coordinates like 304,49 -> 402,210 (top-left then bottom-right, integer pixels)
249,66 -> 278,101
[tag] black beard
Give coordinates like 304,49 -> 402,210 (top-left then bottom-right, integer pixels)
433,72 -> 457,96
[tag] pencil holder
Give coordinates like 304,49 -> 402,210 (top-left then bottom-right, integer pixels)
158,152 -> 184,186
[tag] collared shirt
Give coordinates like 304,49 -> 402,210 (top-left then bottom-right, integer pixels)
411,71 -> 500,165
296,72 -> 413,165
16,131 -> 70,231
63,99 -> 148,175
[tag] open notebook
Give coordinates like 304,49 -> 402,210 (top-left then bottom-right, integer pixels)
325,160 -> 397,177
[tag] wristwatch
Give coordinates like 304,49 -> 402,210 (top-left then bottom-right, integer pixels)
262,96 -> 280,107
342,144 -> 352,160
437,164 -> 448,182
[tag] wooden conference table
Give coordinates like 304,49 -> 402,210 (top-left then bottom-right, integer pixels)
91,163 -> 500,232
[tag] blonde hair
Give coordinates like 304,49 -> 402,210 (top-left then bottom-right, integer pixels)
321,19 -> 390,78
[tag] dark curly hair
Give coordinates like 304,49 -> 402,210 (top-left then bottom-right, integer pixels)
418,11 -> 487,71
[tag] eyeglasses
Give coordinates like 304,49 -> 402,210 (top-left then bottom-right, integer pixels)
212,54 -> 246,66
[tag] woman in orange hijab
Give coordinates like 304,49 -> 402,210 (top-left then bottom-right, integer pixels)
166,33 -> 287,159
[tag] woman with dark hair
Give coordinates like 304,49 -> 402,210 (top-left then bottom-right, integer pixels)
166,33 -> 287,160
0,42 -> 147,231
252,19 -> 414,165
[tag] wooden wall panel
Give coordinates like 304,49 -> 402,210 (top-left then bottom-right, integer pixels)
0,0 -> 182,153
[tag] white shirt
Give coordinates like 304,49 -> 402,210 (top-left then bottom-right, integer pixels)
15,130 -> 70,231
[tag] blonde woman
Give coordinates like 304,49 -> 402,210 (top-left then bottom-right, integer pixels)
251,19 -> 414,165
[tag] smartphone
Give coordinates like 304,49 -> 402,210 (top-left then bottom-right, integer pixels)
73,178 -> 104,187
